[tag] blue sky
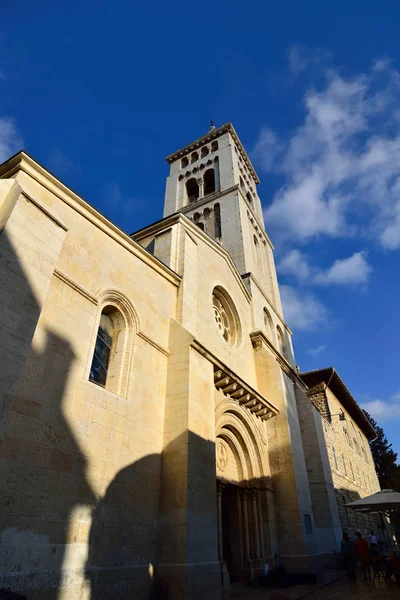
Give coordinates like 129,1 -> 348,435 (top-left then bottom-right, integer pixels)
1,1 -> 400,456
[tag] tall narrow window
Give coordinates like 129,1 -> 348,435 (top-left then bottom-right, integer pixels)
263,307 -> 273,338
191,151 -> 199,163
350,460 -> 355,481
342,454 -> 348,477
204,169 -> 216,195
90,311 -> 114,387
332,446 -> 339,471
359,431 -> 367,461
214,203 -> 222,239
211,140 -> 218,152
181,157 -> 189,168
186,178 -> 199,203
276,326 -> 286,358
201,146 -> 209,158
343,419 -> 350,446
253,235 -> 262,269
246,191 -> 253,205
350,422 -> 359,453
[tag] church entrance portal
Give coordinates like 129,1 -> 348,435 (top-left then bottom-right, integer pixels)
221,483 -> 242,582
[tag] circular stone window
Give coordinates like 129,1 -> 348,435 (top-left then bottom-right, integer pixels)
212,287 -> 241,346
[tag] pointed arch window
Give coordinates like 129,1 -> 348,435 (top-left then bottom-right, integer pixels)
211,140 -> 218,152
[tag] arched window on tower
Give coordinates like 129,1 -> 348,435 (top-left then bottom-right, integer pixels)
253,234 -> 262,269
263,307 -> 273,339
89,306 -> 126,394
211,140 -> 218,152
191,151 -> 199,164
246,191 -> 253,205
186,178 -> 199,203
214,203 -> 222,239
276,325 -> 286,357
204,169 -> 216,195
201,146 -> 209,158
181,157 -> 189,168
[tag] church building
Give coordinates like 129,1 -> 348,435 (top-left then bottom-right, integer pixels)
0,123 -> 379,599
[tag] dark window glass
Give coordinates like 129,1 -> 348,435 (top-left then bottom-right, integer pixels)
304,514 -> 312,534
90,313 -> 114,387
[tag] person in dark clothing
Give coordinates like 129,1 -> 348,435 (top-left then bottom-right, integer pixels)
354,532 -> 371,582
341,532 -> 356,582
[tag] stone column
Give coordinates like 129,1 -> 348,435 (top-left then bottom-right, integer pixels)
240,489 -> 251,561
217,481 -> 225,561
197,177 -> 204,198
251,490 -> 261,559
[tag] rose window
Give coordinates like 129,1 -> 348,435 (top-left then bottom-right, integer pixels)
213,297 -> 231,343
212,287 -> 241,347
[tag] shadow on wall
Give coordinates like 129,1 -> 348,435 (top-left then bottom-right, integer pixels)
0,230 -> 219,599
336,486 -> 392,546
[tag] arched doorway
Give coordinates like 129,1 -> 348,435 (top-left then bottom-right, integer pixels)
215,403 -> 271,585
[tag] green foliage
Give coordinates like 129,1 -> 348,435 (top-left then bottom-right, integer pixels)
363,410 -> 400,491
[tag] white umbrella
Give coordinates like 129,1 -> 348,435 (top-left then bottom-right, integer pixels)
346,489 -> 400,515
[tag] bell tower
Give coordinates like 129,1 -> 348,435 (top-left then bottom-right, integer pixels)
164,123 -> 282,314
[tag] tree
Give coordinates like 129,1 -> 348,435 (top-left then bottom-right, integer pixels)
363,410 -> 400,491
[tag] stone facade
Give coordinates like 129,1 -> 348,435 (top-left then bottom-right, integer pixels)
0,124 -> 381,599
299,369 -> 386,556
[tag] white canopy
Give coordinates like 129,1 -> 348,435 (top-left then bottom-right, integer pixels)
346,489 -> 400,515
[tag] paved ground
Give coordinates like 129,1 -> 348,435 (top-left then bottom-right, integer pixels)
223,573 -> 400,599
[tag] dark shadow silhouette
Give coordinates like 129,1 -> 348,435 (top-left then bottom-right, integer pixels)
86,455 -> 161,600
0,230 -> 94,599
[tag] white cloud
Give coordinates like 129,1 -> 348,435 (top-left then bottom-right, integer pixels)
307,344 -> 327,357
313,251 -> 372,285
362,395 -> 400,421
254,59 -> 400,249
277,249 -> 372,286
277,249 -> 311,281
48,148 -> 73,175
0,117 -> 22,163
104,182 -> 146,220
280,284 -> 328,331
288,45 -> 332,77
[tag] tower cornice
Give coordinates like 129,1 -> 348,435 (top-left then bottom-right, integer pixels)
165,123 -> 260,185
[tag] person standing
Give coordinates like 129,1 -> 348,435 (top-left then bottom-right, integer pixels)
341,533 -> 356,582
368,530 -> 377,546
354,532 -> 371,582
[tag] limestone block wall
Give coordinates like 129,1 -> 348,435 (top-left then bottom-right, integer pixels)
295,388 -> 342,557
321,388 -> 381,538
0,157 -> 179,600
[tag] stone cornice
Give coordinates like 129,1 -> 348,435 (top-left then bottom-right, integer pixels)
165,123 -> 260,185
21,187 -> 68,231
191,338 -> 279,420
54,269 -> 98,305
250,330 -> 307,391
0,152 -> 181,288
137,331 -> 170,357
